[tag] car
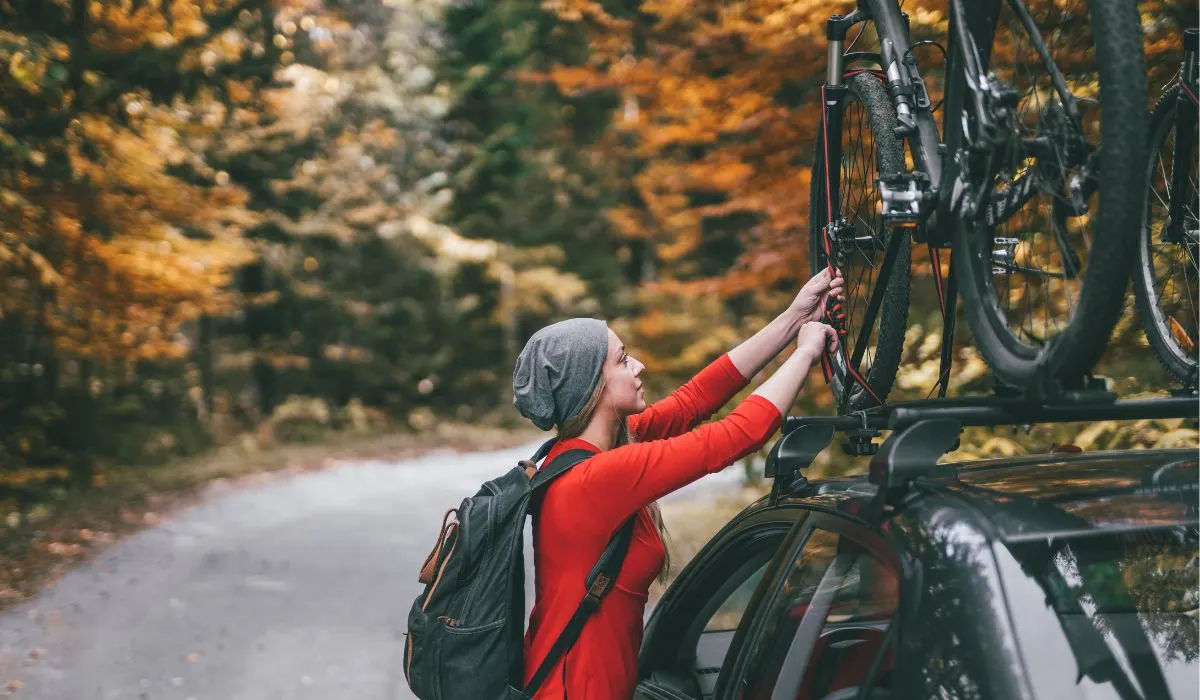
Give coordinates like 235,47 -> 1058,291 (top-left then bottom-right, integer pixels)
635,396 -> 1199,700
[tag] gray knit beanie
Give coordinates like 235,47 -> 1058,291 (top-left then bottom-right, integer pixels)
512,318 -> 609,431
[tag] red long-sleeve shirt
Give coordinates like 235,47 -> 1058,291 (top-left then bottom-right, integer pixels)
522,354 -> 783,699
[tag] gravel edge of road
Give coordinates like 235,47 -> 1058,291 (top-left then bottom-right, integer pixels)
0,424 -> 544,613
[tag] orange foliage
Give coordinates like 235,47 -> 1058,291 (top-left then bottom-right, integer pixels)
0,0 -> 268,362
547,0 -> 1184,383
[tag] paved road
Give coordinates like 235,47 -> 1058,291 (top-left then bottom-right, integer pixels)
0,441 -> 749,700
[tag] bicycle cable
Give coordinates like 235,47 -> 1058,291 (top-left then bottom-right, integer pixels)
844,21 -> 867,55
903,40 -> 948,113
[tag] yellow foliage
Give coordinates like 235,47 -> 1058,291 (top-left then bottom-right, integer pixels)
538,0 -> 1193,414
0,0 -> 260,364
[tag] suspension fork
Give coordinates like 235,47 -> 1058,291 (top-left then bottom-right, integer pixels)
1165,28 -> 1199,246
821,15 -> 853,396
822,11 -> 863,230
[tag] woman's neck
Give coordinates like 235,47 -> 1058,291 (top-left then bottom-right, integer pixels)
577,409 -> 621,451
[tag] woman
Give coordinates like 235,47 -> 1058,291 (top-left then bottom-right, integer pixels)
512,268 -> 844,700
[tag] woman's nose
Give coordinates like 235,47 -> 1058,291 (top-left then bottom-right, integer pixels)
632,358 -> 645,377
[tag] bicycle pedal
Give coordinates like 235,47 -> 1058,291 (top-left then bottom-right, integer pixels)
878,172 -> 929,226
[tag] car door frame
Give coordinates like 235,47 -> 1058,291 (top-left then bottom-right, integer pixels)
712,509 -> 908,700
639,503 -> 813,690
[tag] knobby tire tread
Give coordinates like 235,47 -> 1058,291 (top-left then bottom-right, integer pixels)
955,0 -> 1147,387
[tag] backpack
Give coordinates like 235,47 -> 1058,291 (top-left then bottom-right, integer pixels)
403,438 -> 635,700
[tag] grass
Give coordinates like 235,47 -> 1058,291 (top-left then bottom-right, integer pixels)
0,422 -> 542,611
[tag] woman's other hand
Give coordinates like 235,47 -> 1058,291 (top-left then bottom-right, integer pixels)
788,268 -> 845,325
797,322 -> 838,363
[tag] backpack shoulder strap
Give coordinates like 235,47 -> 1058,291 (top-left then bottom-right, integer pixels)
529,448 -> 595,491
521,516 -> 636,696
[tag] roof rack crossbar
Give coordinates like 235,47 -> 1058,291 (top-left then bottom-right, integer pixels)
784,393 -> 1199,437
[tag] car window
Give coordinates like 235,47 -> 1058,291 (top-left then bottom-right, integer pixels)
738,527 -> 899,700
1001,525 -> 1199,700
637,521 -> 795,700
689,541 -> 783,699
703,554 -> 771,633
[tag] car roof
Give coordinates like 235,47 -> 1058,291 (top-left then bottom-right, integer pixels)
779,448 -> 1198,541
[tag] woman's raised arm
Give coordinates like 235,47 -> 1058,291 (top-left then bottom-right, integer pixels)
568,324 -> 836,533
728,268 -> 843,379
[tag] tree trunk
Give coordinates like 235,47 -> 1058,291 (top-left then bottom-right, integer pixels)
197,313 -> 215,419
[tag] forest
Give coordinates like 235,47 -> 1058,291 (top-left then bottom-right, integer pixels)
0,0 -> 1195,496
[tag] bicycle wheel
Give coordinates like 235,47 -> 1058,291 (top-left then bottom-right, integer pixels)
952,0 -> 1147,388
809,73 -> 910,412
1133,85 -> 1198,386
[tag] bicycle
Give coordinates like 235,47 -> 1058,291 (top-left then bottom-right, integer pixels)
1135,27 -> 1198,389
809,0 -> 1148,413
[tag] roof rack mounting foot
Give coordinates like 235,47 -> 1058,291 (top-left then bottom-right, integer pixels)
866,418 -> 963,523
767,422 -> 836,505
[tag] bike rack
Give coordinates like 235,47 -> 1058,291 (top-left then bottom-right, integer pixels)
783,391 -> 1199,452
764,391 -> 1200,507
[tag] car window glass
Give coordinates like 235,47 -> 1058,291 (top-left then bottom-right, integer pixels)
688,538 -> 786,700
739,529 -> 899,700
703,556 -> 770,632
735,528 -> 840,694
1003,526 -> 1199,700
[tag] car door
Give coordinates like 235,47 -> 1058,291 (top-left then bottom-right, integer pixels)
635,505 -> 811,700
715,512 -> 903,700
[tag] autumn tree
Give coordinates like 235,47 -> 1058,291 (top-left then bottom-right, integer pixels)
0,0 -> 289,477
202,0 -> 550,425
437,0 -> 634,344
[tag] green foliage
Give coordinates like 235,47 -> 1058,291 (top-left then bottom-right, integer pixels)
438,0 -> 630,311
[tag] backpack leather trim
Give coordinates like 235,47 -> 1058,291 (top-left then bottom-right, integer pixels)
419,509 -> 459,584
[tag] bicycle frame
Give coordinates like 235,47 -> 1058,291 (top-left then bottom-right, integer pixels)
818,0 -> 1088,408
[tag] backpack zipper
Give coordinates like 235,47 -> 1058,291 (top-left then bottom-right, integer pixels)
450,507 -> 479,620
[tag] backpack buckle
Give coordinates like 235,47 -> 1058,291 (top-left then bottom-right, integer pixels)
584,573 -> 611,606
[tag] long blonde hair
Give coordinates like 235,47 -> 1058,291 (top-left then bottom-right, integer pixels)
558,373 -> 672,583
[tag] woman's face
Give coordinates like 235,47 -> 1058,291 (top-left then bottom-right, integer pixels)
602,328 -> 646,416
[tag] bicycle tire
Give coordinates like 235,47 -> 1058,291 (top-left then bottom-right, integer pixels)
1133,85 -> 1199,386
952,0 -> 1147,389
809,73 -> 910,412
